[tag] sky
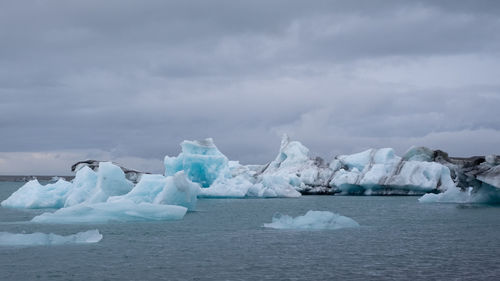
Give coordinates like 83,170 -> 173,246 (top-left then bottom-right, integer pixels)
1,0 -> 499,175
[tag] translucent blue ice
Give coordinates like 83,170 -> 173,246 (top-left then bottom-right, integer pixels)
164,138 -> 229,187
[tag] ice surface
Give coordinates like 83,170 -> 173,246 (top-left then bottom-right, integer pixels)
1,178 -> 72,209
263,211 -> 359,230
2,162 -> 197,223
329,148 -> 455,195
419,184 -> 500,204
163,136 -> 459,196
86,162 -> 134,203
31,200 -> 187,224
0,230 -> 102,246
64,166 -> 98,207
166,136 -> 302,198
114,171 -> 199,210
164,138 -> 229,187
1,163 -> 136,209
4,135 -> 489,208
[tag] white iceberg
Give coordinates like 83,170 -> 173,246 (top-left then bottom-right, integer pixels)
162,136 -> 461,197
263,211 -> 360,230
419,184 -> 500,204
31,200 -> 187,224
165,137 -> 301,198
0,229 -> 102,246
1,178 -> 73,209
2,162 -> 198,208
1,163 -> 135,209
111,171 -> 199,211
2,162 -> 198,223
329,147 -> 456,195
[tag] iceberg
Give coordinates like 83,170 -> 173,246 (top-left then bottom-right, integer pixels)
419,184 -> 500,204
111,172 -> 199,211
2,162 -> 198,223
2,162 -> 198,210
0,229 -> 102,246
259,135 -> 332,194
3,135 -> 498,207
1,178 -> 73,209
329,148 -> 456,195
263,211 -> 359,230
162,135 -> 491,197
164,138 -> 229,187
165,137 -> 301,198
31,200 -> 187,224
415,150 -> 500,203
1,163 -> 135,209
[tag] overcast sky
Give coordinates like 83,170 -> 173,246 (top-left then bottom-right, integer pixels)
1,0 -> 499,175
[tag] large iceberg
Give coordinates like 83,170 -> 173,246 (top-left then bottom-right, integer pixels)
160,135 -> 486,197
3,135 -> 498,208
329,148 -> 456,195
2,162 -> 199,223
165,137 -> 301,198
1,163 -> 135,209
263,211 -> 360,230
414,149 -> 500,203
0,229 -> 102,246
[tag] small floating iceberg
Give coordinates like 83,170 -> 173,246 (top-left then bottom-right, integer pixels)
263,210 -> 359,230
0,229 -> 102,246
419,184 -> 500,204
31,200 -> 187,224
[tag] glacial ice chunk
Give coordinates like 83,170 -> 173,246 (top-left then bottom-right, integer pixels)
112,171 -> 200,210
86,162 -> 134,203
1,178 -> 72,209
31,200 -> 187,224
164,138 -> 229,187
387,161 -> 456,191
328,147 -> 456,195
64,166 -> 98,207
198,170 -> 301,198
0,229 -> 102,246
268,134 -> 310,171
263,210 -> 360,230
419,184 -> 500,204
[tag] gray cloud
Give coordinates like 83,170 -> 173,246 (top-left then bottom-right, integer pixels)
0,0 -> 499,175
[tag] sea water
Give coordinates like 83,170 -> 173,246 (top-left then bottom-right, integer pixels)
1,181 -> 499,280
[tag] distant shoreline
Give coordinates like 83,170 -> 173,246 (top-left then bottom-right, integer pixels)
0,175 -> 75,182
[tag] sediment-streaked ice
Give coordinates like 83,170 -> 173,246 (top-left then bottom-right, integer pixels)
263,211 -> 360,230
0,229 -> 102,246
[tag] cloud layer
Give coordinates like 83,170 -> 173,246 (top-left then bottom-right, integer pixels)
1,0 -> 499,175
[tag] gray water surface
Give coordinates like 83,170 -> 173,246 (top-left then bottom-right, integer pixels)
1,181 -> 499,280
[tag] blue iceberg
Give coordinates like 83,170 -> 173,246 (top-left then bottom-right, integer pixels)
2,162 -> 199,223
